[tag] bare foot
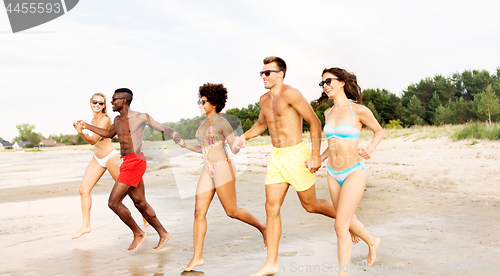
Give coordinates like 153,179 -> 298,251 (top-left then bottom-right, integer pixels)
143,217 -> 149,229
72,226 -> 92,239
250,263 -> 279,276
351,232 -> 360,245
126,230 -> 147,252
152,232 -> 171,251
367,237 -> 381,265
182,257 -> 204,271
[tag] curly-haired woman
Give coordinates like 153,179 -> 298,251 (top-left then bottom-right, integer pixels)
181,83 -> 266,271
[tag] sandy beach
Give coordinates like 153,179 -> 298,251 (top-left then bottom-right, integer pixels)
1,128 -> 499,276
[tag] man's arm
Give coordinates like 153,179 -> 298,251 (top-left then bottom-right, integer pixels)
244,95 -> 269,140
287,89 -> 322,173
243,112 -> 268,140
74,118 -> 110,145
78,120 -> 117,138
144,114 -> 181,143
234,96 -> 268,149
320,108 -> 332,163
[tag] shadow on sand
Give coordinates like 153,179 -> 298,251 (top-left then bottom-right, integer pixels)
181,270 -> 204,276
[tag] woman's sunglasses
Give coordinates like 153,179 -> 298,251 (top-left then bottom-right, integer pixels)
319,77 -> 339,87
92,100 -> 104,106
259,70 -> 281,77
197,99 -> 207,106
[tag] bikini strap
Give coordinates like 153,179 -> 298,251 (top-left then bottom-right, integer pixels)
325,106 -> 333,122
212,114 -> 219,124
207,114 -> 219,127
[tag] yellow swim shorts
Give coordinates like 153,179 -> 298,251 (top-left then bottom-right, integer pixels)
265,141 -> 315,192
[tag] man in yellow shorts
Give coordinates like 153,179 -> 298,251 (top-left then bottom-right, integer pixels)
235,56 -> 340,276
265,142 -> 315,192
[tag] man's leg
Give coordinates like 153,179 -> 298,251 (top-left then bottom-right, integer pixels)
297,184 -> 337,217
297,184 -> 361,244
251,183 -> 289,276
108,182 -> 146,252
128,181 -> 170,251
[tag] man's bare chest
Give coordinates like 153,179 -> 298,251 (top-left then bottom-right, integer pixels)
263,100 -> 295,125
116,119 -> 143,136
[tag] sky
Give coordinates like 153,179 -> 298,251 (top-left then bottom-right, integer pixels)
1,0 -> 500,142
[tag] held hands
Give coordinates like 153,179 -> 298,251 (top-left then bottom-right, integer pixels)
73,120 -> 85,133
305,154 -> 321,173
170,131 -> 182,144
233,145 -> 241,154
233,135 -> 246,150
358,147 -> 373,160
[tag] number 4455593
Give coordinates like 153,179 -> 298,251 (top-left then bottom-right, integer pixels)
6,3 -> 62,14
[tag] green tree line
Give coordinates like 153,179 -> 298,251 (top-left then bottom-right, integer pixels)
145,67 -> 500,140
7,67 -> 498,144
217,67 -> 500,131
144,113 -> 247,141
143,116 -> 206,141
362,68 -> 500,127
48,133 -> 90,145
10,123 -> 91,146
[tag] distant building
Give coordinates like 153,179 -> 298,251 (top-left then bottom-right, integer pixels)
36,139 -> 58,147
0,140 -> 12,149
12,141 -> 31,149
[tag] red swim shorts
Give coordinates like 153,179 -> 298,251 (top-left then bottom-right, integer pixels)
117,152 -> 147,187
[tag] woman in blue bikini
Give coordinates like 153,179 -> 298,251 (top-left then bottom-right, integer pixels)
180,83 -> 266,272
317,68 -> 383,275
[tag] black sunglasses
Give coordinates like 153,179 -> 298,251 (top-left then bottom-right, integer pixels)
319,77 -> 339,87
111,97 -> 125,102
259,70 -> 281,77
197,99 -> 207,106
92,100 -> 104,106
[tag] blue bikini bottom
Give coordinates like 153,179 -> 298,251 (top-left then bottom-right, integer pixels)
327,160 -> 366,186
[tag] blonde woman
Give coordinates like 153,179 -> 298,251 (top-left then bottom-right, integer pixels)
72,93 -> 121,239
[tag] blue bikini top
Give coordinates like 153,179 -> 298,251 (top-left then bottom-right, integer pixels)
324,100 -> 360,140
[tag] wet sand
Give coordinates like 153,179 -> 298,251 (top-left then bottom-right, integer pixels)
1,134 -> 499,276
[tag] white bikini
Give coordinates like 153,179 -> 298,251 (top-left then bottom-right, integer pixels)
94,149 -> 119,168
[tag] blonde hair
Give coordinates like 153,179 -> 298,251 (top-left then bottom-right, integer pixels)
90,93 -> 111,121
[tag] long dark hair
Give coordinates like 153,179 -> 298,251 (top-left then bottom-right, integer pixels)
314,67 -> 362,108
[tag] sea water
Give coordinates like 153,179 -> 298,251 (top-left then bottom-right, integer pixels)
0,147 -> 171,190
0,151 -> 97,189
